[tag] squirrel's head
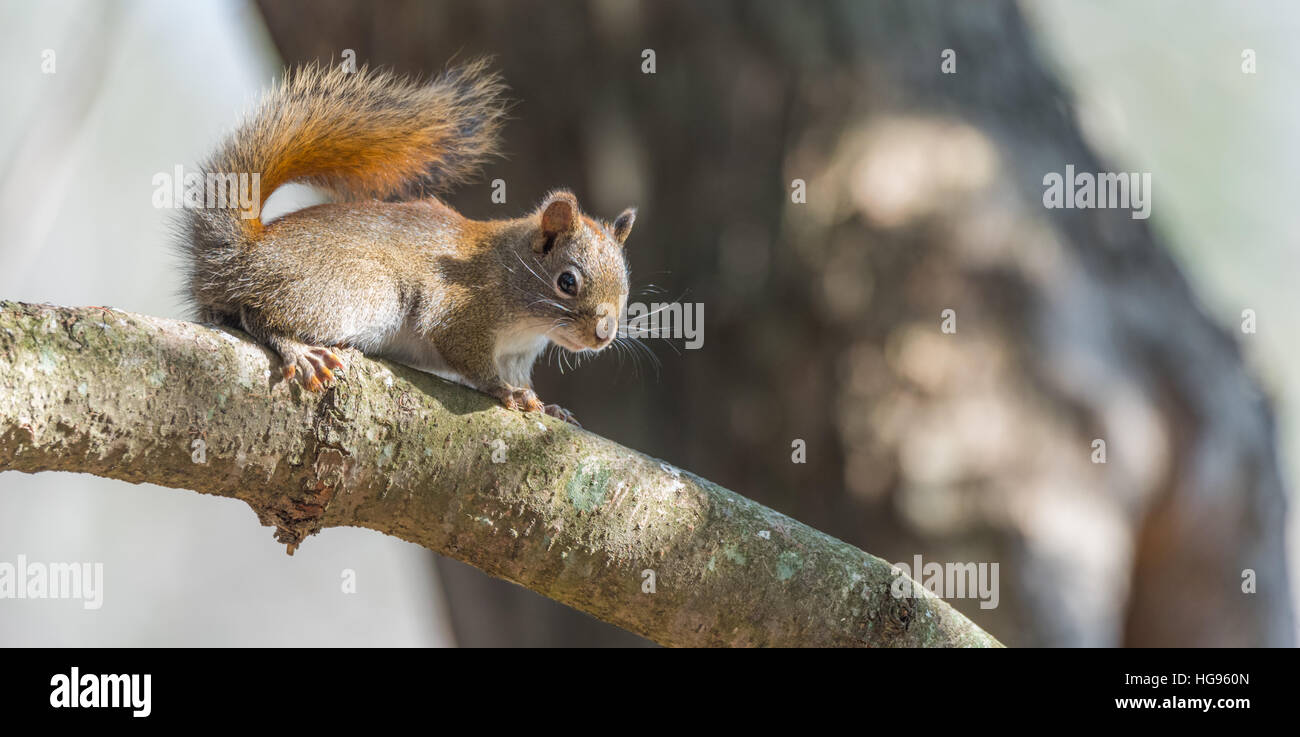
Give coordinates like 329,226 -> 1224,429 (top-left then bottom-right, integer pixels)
526,190 -> 634,353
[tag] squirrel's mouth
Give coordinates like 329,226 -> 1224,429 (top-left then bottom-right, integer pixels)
552,332 -> 615,353
549,320 -> 616,353
551,334 -> 589,353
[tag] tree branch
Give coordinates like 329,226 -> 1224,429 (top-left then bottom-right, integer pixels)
0,301 -> 1000,647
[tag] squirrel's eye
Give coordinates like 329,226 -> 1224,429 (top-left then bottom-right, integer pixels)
557,271 -> 578,297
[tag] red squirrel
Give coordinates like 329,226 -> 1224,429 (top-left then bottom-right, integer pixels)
181,61 -> 635,425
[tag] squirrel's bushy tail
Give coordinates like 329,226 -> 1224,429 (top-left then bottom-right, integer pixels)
182,60 -> 506,301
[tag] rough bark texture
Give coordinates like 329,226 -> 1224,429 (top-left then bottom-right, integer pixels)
0,301 -> 999,647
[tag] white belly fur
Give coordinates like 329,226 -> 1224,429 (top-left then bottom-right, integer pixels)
370,318 -> 550,391
494,323 -> 549,388
371,319 -> 468,387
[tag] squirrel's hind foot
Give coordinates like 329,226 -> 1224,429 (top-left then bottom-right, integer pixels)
280,346 -> 344,392
238,307 -> 345,393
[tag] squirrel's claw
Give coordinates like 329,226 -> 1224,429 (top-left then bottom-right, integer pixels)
495,390 -> 579,427
319,350 -> 345,371
282,347 -> 343,392
493,386 -> 546,413
543,404 -> 581,427
513,388 -> 545,413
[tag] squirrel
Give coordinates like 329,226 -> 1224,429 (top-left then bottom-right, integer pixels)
180,61 -> 635,425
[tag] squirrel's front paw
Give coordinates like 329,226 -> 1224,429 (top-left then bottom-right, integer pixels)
281,346 -> 344,392
493,386 -> 544,413
543,404 -> 581,427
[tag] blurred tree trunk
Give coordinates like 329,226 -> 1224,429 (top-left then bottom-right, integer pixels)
254,0 -> 1293,646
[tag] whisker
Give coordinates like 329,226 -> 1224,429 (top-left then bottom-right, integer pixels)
617,334 -> 662,379
513,250 -> 553,290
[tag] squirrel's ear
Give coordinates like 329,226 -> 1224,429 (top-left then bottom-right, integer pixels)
612,207 -> 636,245
538,191 -> 579,245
